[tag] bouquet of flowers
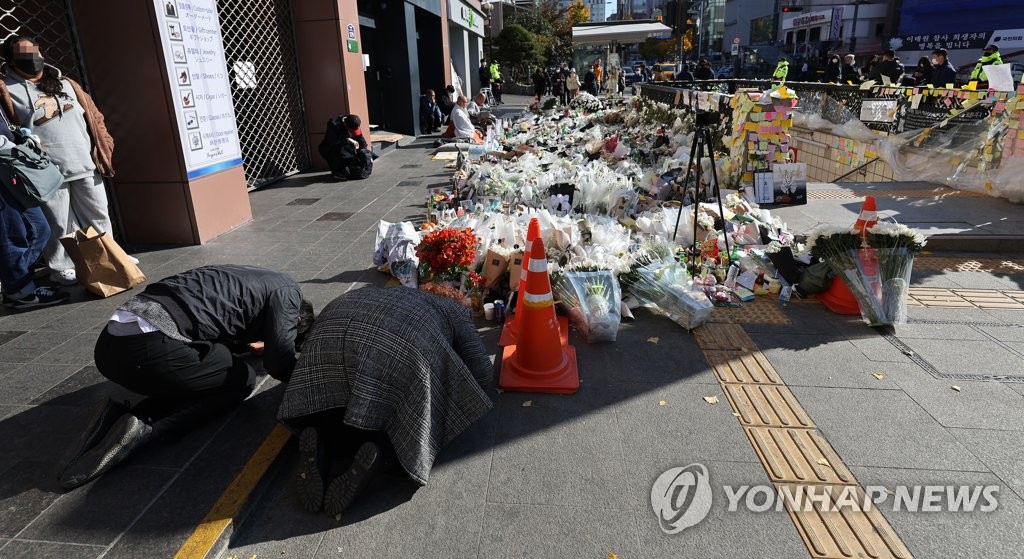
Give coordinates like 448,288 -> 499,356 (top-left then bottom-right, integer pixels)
808,223 -> 925,326
570,92 -> 603,112
553,269 -> 622,343
627,261 -> 713,331
415,227 -> 479,284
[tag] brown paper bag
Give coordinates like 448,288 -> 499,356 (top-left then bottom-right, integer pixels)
481,248 -> 509,288
60,226 -> 146,297
507,250 -> 525,290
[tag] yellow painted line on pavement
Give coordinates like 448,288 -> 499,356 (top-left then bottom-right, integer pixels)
174,423 -> 292,559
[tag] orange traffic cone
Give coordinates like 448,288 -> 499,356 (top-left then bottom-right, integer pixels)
499,236 -> 579,394
498,218 -> 568,347
853,196 -> 878,237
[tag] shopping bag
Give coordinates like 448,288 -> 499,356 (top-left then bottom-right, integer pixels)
59,227 -> 145,297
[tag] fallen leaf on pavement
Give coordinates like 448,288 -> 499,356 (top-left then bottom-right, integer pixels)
816,458 -> 833,470
522,400 -> 533,407
872,373 -> 885,380
950,385 -> 961,392
703,396 -> 719,404
608,553 -> 618,559
732,412 -> 740,417
648,337 -> 659,344
658,400 -> 667,406
495,388 -> 504,394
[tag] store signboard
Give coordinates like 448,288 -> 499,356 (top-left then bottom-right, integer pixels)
154,0 -> 243,180
782,9 -> 832,31
448,0 -> 484,36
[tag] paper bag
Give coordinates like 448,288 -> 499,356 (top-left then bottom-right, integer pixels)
482,248 -> 509,288
60,227 -> 145,297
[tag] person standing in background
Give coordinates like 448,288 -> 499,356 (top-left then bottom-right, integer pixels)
970,44 -> 1001,89
1,36 -> 130,287
929,48 -> 957,87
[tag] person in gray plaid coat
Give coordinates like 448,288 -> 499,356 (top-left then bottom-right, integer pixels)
278,287 -> 494,516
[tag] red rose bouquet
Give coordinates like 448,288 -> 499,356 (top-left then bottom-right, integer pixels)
415,227 -> 479,283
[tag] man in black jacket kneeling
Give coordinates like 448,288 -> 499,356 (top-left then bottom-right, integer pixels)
59,265 -> 315,490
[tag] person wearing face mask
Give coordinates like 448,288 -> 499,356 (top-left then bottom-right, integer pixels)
824,55 -> 843,83
1,36 -> 123,287
842,54 -> 861,85
930,48 -> 957,88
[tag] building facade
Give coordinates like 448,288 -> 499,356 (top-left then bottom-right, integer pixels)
778,0 -> 897,60
1,0 -> 461,246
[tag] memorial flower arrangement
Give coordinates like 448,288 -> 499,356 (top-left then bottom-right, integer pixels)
570,92 -> 603,112
415,227 -> 479,283
808,222 -> 926,325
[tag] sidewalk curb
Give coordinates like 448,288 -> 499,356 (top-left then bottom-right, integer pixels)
925,235 -> 1024,254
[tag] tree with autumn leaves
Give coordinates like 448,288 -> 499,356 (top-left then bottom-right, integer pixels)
494,0 -> 590,81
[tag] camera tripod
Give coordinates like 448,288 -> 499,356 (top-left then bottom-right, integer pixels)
671,113 -> 732,269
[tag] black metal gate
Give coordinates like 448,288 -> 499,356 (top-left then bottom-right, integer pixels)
216,0 -> 310,189
0,0 -> 89,86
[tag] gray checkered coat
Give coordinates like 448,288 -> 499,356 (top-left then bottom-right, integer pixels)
278,287 -> 494,484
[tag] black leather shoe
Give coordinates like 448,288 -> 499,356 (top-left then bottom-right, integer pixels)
323,441 -> 382,517
295,427 -> 328,513
60,413 -> 152,490
57,398 -> 131,480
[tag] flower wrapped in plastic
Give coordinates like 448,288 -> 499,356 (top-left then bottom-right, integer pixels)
569,92 -> 604,112
627,261 -> 713,331
553,269 -> 622,343
808,223 -> 926,326
373,220 -> 421,288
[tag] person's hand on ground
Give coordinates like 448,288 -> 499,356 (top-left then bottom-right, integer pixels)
249,341 -> 265,356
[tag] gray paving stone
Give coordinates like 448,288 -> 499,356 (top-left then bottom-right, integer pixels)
613,382 -> 760,511
978,325 -> 1024,343
749,333 -> 904,389
0,331 -> 77,363
792,386 -> 988,472
981,309 -> 1024,325
487,410 -> 632,508
850,466 -> 1024,559
0,331 -> 26,347
478,503 -> 640,559
17,464 -> 175,546
0,401 -> 87,464
34,333 -> 100,366
892,322 -> 989,340
901,338 -> 1024,377
634,460 -> 809,559
892,368 -> 1024,431
0,460 -> 64,537
847,336 -> 915,363
0,364 -> 83,406
949,428 -> 1024,501
0,405 -> 27,421
906,306 -> 1000,323
0,540 -> 104,558
1007,382 -> 1024,397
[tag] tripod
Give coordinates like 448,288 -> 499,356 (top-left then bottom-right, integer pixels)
672,118 -> 731,270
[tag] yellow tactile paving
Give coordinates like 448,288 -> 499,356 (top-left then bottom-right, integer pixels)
906,287 -> 1024,310
913,257 -> 1024,274
705,349 -> 783,384
710,296 -> 794,325
693,323 -> 754,351
778,483 -> 913,559
723,384 -> 815,428
808,188 -> 987,199
746,427 -> 855,484
693,318 -> 914,558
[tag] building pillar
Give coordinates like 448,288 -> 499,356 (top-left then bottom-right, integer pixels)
292,0 -> 370,171
70,0 -> 251,245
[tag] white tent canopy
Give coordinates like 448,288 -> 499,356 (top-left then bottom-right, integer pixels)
571,20 -> 673,46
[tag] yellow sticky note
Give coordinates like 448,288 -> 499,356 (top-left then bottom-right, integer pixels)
967,81 -> 978,90
944,83 -> 953,89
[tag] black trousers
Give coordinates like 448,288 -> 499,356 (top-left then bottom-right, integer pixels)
94,327 -> 256,440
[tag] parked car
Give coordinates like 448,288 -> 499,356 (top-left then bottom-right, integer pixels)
653,63 -> 676,81
622,66 -> 642,86
953,61 -> 1023,87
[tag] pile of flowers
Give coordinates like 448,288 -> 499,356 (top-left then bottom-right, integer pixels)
415,227 -> 478,283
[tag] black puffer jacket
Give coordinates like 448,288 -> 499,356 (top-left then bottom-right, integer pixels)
139,265 -> 303,381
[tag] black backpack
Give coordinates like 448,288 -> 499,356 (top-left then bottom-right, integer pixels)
349,149 -> 373,179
